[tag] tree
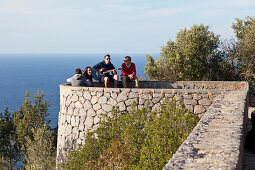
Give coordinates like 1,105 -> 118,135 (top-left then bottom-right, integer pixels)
232,16 -> 255,90
23,125 -> 56,169
145,24 -> 224,81
13,90 -> 50,153
0,107 -> 21,170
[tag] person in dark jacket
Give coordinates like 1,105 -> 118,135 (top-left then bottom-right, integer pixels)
67,68 -> 92,87
92,54 -> 118,88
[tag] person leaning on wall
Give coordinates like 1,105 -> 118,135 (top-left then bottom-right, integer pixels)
121,56 -> 139,88
66,68 -> 92,87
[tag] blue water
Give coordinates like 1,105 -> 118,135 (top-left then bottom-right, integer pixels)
0,53 -> 158,128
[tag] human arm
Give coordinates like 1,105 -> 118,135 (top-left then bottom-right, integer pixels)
121,63 -> 129,76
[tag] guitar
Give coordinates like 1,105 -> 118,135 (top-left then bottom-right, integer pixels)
92,68 -> 122,80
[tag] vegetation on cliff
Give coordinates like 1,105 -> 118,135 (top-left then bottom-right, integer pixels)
145,16 -> 255,91
63,99 -> 199,169
0,91 -> 56,169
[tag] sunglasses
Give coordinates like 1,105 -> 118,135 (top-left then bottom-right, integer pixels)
124,60 -> 129,62
105,58 -> 111,60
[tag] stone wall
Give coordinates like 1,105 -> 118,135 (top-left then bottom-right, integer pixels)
56,81 -> 248,168
164,82 -> 249,170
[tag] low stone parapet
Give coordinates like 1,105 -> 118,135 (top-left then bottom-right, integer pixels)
164,83 -> 249,170
56,81 -> 248,168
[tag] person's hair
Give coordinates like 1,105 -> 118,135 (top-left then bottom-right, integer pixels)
75,68 -> 82,74
104,54 -> 110,58
125,56 -> 131,61
83,66 -> 93,83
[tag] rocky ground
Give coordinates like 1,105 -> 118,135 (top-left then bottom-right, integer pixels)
243,107 -> 255,170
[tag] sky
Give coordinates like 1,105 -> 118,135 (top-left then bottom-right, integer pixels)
0,0 -> 254,54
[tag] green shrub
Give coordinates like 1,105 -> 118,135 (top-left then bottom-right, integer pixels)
64,98 -> 199,169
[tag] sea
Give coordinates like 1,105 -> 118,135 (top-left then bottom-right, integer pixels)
0,53 -> 159,128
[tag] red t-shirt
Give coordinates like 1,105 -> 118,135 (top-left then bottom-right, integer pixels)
121,62 -> 136,76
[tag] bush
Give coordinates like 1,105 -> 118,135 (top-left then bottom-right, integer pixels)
64,99 -> 199,169
145,24 -> 223,81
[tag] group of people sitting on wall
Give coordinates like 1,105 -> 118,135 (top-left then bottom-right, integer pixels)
66,54 -> 139,88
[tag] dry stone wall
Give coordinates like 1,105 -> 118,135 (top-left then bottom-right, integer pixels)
57,83 -> 224,164
56,81 -> 248,168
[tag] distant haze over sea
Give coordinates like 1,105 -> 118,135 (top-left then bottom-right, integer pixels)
0,53 -> 159,128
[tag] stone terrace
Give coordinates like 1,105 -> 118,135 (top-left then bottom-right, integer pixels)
56,81 -> 249,169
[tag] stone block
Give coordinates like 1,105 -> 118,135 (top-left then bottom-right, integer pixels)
140,94 -> 152,100
152,97 -> 161,104
165,94 -> 175,98
102,104 -> 113,112
71,94 -> 79,102
84,100 -> 92,111
65,98 -> 71,107
79,131 -> 85,139
107,98 -> 117,106
74,101 -> 83,109
85,115 -> 94,128
68,107 -> 74,115
75,116 -> 80,127
66,115 -> 71,124
198,98 -> 212,106
80,108 -> 87,117
117,92 -> 128,102
98,96 -> 107,104
111,93 -> 118,99
79,97 -> 85,104
125,98 -> 138,106
104,92 -> 111,98
139,98 -> 145,105
193,94 -> 202,100
83,91 -> 92,100
93,103 -> 101,111
97,92 -> 103,97
87,108 -> 96,117
74,108 -> 79,115
129,92 -> 139,98
153,93 -> 163,98
80,116 -> 86,124
94,115 -> 100,124
65,124 -> 72,136
77,91 -> 83,97
183,95 -> 193,99
91,96 -> 99,104
117,102 -> 126,111
71,116 -> 76,125
184,99 -> 197,105
194,105 -> 206,114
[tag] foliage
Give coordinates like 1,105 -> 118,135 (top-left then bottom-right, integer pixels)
145,24 -> 224,81
0,90 -> 56,169
23,125 -> 56,170
232,16 -> 255,91
13,90 -> 50,152
0,107 -> 21,169
64,99 -> 199,169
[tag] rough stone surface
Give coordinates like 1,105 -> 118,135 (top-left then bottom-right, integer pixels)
57,81 -> 248,168
194,105 -> 206,114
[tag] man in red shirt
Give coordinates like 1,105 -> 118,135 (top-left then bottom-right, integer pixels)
121,56 -> 139,88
